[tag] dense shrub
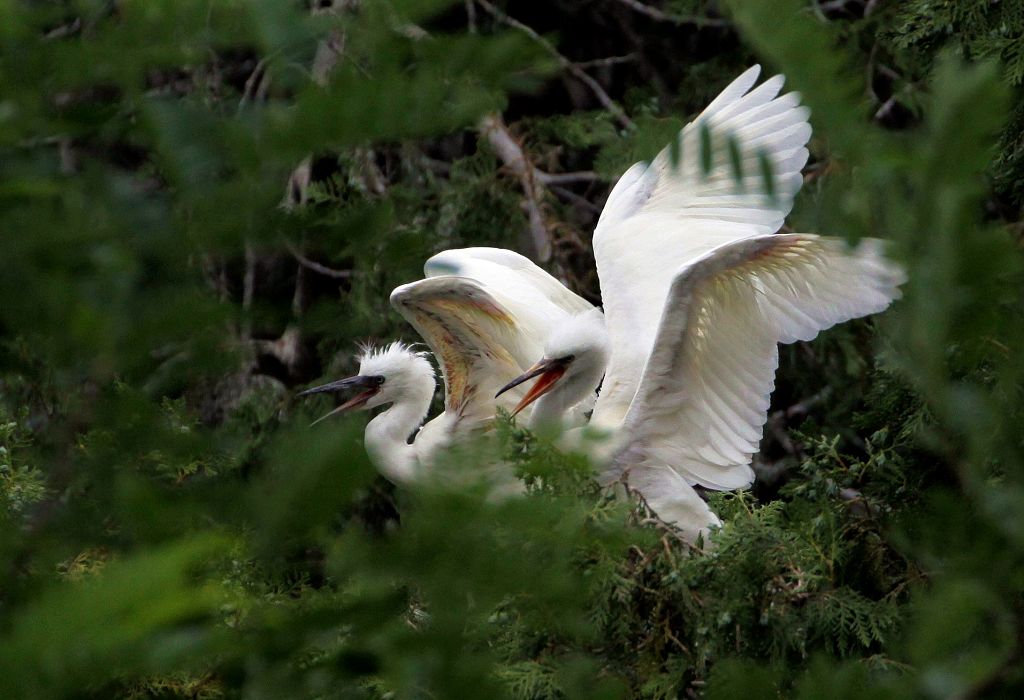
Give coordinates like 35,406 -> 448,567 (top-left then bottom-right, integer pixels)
1,1 -> 1022,697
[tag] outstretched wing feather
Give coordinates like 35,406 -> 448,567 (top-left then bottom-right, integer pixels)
592,65 -> 813,427
610,234 -> 904,491
390,277 -> 527,421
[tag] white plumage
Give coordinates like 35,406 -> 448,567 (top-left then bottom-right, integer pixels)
392,247 -> 595,426
607,234 -> 903,498
593,64 -> 812,429
301,248 -> 595,482
303,66 -> 905,541
497,66 -> 905,540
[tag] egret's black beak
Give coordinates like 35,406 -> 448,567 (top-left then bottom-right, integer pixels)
299,375 -> 385,425
495,356 -> 574,417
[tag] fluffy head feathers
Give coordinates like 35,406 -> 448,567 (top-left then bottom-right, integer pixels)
544,308 -> 609,361
356,342 -> 436,408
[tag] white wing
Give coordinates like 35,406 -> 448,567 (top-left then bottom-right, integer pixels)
392,250 -> 593,423
425,247 -> 593,318
593,66 -> 811,426
609,234 -> 904,491
390,277 -> 539,423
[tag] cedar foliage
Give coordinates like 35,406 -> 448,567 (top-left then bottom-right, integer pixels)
1,0 -> 1023,698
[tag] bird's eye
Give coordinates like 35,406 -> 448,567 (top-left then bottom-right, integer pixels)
558,355 -> 575,363
372,376 -> 386,386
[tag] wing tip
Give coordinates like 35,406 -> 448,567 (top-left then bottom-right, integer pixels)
423,250 -> 464,277
761,72 -> 786,95
390,275 -> 492,310
731,64 -> 763,100
389,283 -> 413,308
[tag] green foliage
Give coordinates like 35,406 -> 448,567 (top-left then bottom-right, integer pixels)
2,0 -> 1023,698
0,410 -> 46,519
885,1 -> 1024,86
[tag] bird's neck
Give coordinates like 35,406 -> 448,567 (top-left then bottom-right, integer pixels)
529,389 -> 574,429
364,379 -> 435,484
529,368 -> 602,431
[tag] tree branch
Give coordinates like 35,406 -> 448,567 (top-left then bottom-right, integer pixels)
284,240 -> 353,279
241,241 -> 256,342
238,56 -> 270,113
575,54 -> 637,69
550,185 -> 602,214
479,113 -> 552,261
614,0 -> 730,27
535,170 -> 599,185
476,0 -> 634,129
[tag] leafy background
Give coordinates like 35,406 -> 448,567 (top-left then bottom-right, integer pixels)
1,0 -> 1023,698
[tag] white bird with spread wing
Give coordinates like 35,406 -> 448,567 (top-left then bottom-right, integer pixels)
496,65 -> 905,540
299,247 -> 595,484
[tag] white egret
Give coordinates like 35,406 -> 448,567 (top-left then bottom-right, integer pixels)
299,247 -> 594,484
497,66 -> 905,540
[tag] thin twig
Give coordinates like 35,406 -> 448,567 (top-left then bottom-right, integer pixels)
259,5 -> 349,379
550,185 -> 603,215
574,54 -> 637,69
284,240 -> 353,279
292,240 -> 308,317
535,170 -> 599,185
44,17 -> 82,40
311,28 -> 345,87
873,95 -> 897,122
865,40 -> 880,104
238,57 -> 269,113
479,113 -> 552,261
615,0 -> 730,27
285,157 -> 312,209
281,22 -> 346,209
815,0 -> 858,13
476,0 -> 634,129
242,241 -> 256,342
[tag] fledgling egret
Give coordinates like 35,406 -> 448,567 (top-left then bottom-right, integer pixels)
299,247 -> 595,483
497,66 -> 905,540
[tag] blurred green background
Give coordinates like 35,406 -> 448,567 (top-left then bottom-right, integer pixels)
2,0 -> 1023,697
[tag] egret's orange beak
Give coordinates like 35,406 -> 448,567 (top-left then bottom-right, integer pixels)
298,375 -> 384,425
495,356 -> 573,417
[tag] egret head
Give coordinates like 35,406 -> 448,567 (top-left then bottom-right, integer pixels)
299,342 -> 435,423
495,309 -> 609,417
